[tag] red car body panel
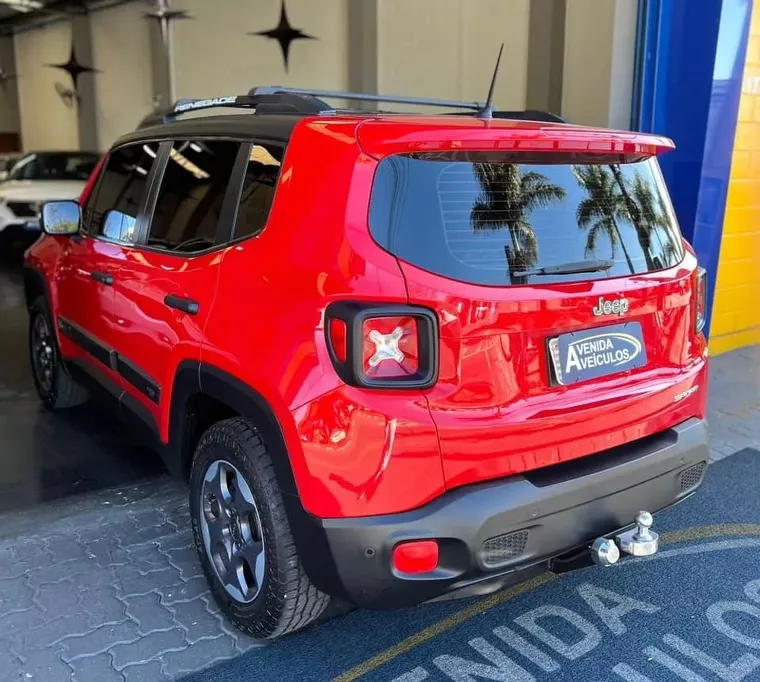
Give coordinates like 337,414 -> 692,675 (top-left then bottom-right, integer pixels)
26,114 -> 707,522
399,251 -> 707,489
200,119 -> 444,518
110,247 -> 223,438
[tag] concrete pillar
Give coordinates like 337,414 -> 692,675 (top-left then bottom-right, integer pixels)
71,13 -> 98,151
347,0 -> 378,108
0,35 -> 21,150
343,0 -> 531,112
526,0 -> 566,115
147,11 -> 174,111
372,0 -> 530,110
561,0 -> 638,128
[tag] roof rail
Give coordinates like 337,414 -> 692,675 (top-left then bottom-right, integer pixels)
135,87 -> 566,130
136,91 -> 334,129
249,86 -> 484,111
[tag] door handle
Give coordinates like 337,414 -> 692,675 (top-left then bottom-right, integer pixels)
91,271 -> 113,286
164,294 -> 199,315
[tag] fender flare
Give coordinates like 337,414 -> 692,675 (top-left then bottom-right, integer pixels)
22,266 -> 52,310
168,361 -> 346,599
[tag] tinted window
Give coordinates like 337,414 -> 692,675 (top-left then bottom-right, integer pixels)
86,143 -> 158,242
369,153 -> 684,286
233,143 -> 283,240
147,140 -> 239,253
9,152 -> 99,181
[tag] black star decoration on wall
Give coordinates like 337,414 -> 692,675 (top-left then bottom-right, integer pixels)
47,45 -> 97,91
249,0 -> 316,72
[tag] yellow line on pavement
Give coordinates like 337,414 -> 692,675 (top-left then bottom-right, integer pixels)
660,523 -> 760,544
333,523 -> 760,681
332,573 -> 556,682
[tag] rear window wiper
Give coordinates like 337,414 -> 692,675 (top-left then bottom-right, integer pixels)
512,259 -> 614,278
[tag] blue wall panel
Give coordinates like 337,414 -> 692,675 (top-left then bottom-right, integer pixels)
633,0 -> 752,332
693,0 -> 752,334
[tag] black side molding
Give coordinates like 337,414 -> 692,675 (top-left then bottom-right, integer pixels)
164,295 -> 199,315
58,318 -> 114,369
58,316 -> 160,405
116,356 -> 161,404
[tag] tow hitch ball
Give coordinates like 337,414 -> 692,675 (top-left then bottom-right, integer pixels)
591,511 -> 659,567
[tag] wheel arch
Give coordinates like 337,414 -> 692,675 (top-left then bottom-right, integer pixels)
22,266 -> 51,310
167,361 -> 346,599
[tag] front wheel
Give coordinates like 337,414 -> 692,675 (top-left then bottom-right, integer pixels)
189,417 -> 330,639
28,296 -> 88,409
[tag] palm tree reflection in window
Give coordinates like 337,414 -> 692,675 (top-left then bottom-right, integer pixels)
470,164 -> 566,284
574,165 -> 635,273
628,171 -> 679,269
574,164 -> 679,274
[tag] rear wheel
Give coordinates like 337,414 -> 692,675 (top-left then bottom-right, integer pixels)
29,296 -> 88,409
189,417 -> 329,639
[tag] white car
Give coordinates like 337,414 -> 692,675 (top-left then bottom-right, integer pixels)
0,151 -> 100,256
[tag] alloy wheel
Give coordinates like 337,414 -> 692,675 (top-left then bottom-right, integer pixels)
200,459 -> 266,603
31,314 -> 55,396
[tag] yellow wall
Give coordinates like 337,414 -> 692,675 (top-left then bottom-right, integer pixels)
710,4 -> 760,354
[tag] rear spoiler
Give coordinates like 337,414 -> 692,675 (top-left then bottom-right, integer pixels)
354,119 -> 675,160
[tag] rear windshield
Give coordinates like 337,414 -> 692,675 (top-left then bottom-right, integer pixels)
369,153 -> 684,286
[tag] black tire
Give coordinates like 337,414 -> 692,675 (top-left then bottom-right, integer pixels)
189,417 -> 330,639
28,296 -> 88,409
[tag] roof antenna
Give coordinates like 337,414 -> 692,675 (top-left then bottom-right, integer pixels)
478,43 -> 504,119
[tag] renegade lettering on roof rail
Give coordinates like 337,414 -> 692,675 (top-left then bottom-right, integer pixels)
174,96 -> 238,113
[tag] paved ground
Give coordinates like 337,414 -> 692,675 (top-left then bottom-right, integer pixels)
0,265 -> 163,515
191,447 -> 760,682
0,478 -> 256,681
0,250 -> 758,681
703,344 -> 760,462
0,346 -> 756,681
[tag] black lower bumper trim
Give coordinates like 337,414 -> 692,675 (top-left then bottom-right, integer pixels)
319,418 -> 709,608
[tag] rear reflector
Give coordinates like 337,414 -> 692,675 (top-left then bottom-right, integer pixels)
328,318 -> 347,363
695,267 -> 707,333
392,540 -> 439,574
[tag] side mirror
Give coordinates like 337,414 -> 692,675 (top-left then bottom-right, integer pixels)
102,209 -> 136,242
41,201 -> 81,236
0,170 -> 8,182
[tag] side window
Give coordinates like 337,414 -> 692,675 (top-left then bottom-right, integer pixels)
146,139 -> 240,253
85,143 -> 159,242
233,142 -> 283,240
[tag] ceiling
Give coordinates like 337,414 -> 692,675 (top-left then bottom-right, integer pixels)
0,0 -> 87,27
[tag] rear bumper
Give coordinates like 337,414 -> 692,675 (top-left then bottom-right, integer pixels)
318,417 -> 709,608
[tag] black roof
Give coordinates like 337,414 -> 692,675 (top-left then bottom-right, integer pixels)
116,113 -> 304,148
115,86 -> 566,149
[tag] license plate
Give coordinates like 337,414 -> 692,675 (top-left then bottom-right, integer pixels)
24,220 -> 40,231
548,322 -> 647,385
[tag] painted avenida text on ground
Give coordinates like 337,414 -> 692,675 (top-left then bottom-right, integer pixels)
390,541 -> 760,682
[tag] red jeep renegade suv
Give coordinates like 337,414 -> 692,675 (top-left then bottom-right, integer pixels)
24,85 -> 709,640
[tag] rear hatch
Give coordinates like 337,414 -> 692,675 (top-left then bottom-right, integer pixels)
364,119 -> 706,490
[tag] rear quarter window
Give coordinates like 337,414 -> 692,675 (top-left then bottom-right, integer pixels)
369,152 -> 684,286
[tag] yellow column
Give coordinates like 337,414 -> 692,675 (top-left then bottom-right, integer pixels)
710,3 -> 760,354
